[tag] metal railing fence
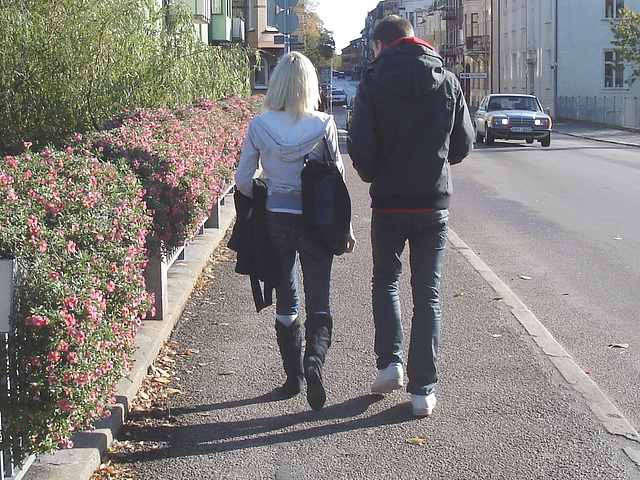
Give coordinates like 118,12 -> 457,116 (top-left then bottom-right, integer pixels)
556,95 -> 640,130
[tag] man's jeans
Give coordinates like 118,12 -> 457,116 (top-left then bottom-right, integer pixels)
267,212 -> 333,318
371,209 -> 449,396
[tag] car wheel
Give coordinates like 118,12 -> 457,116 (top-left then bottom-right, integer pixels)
541,133 -> 551,147
485,130 -> 495,146
526,138 -> 534,144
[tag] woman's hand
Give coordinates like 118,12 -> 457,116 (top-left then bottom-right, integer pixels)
345,227 -> 356,253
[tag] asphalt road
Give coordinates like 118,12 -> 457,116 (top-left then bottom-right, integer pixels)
105,117 -> 640,479
451,133 -> 640,433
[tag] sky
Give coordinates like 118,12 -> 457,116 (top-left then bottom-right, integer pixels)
315,0 -> 377,52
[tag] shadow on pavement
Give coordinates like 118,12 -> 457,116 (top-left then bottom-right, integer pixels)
113,393 -> 421,461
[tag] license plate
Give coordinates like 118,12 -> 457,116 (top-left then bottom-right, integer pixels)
511,127 -> 532,132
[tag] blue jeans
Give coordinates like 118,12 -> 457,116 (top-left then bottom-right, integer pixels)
371,209 -> 449,396
266,212 -> 333,318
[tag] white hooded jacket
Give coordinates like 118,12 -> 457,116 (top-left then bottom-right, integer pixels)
235,110 -> 344,214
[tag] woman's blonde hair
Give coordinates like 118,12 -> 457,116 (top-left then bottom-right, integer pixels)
263,51 -> 320,118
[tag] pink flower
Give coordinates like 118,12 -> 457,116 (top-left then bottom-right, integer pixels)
49,271 -> 60,280
25,315 -> 50,327
67,241 -> 77,254
63,296 -> 79,308
66,352 -> 78,364
48,351 -> 61,362
57,399 -> 75,412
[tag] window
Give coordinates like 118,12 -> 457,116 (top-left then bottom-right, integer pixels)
469,12 -> 479,36
247,0 -> 254,30
254,57 -> 269,88
267,0 -> 277,28
604,50 -> 624,87
605,0 -> 624,18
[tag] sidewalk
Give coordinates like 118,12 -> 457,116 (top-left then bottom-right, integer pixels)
22,123 -> 640,480
553,120 -> 640,147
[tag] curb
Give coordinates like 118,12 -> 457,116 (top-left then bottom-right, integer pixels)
448,230 -> 640,467
22,195 -> 237,480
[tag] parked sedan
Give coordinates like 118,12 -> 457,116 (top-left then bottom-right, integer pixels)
331,89 -> 347,105
343,96 -> 354,130
474,94 -> 552,146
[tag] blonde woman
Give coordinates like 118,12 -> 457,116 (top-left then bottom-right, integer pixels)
235,52 -> 355,411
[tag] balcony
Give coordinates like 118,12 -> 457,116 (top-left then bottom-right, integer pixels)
465,35 -> 489,53
232,16 -> 245,43
439,44 -> 458,58
185,0 -> 211,24
442,6 -> 457,20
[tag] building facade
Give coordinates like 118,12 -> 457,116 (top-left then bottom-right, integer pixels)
169,0 -> 307,92
490,0 -> 640,123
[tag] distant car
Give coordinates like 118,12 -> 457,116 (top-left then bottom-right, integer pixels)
331,89 -> 347,105
343,96 -> 354,130
473,94 -> 552,147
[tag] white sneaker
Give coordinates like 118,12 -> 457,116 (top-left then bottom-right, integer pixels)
370,363 -> 403,393
411,393 -> 437,417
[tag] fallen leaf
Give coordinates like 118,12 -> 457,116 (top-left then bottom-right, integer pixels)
152,377 -> 171,384
218,370 -> 236,375
406,435 -> 426,446
454,292 -> 465,297
491,334 -> 503,338
493,296 -> 503,301
166,388 -> 183,395
521,275 -> 531,280
213,322 -> 230,326
585,370 -> 592,375
608,343 -> 629,349
197,412 -> 212,417
185,348 -> 200,355
363,429 -> 376,435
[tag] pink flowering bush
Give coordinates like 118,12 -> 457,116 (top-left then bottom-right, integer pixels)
80,96 -> 261,256
0,146 -> 153,461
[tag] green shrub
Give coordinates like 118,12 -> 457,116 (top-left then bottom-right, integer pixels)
79,95 -> 261,256
0,0 -> 252,155
0,146 -> 154,460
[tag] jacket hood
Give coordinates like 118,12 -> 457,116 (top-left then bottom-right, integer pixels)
368,42 -> 445,100
250,111 -> 332,162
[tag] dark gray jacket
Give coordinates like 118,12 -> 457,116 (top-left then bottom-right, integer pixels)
347,42 -> 474,210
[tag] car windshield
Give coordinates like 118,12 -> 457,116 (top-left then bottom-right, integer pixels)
487,97 -> 541,112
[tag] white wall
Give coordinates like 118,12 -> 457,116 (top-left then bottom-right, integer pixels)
497,0 -> 640,116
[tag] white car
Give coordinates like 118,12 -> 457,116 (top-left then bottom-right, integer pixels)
473,93 -> 552,147
331,89 -> 347,105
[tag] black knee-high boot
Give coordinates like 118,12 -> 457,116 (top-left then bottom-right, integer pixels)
304,313 -> 333,411
275,318 -> 304,398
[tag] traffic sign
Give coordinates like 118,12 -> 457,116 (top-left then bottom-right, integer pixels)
274,35 -> 298,45
275,0 -> 298,8
459,72 -> 488,79
274,10 -> 298,35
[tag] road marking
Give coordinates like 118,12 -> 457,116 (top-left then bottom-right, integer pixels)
448,229 -> 640,466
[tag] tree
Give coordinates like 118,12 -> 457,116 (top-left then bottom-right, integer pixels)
302,6 -> 335,67
610,8 -> 640,85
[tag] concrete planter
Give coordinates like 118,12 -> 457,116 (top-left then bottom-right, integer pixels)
0,258 -> 15,333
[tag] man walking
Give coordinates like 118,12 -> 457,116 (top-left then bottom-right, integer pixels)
347,15 -> 474,416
